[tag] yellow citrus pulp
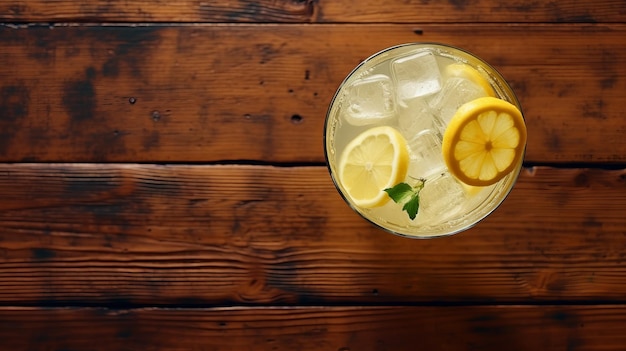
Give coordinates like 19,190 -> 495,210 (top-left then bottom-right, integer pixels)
338,126 -> 409,208
445,63 -> 496,97
442,97 -> 527,187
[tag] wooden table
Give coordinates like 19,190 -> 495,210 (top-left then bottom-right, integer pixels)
1,1 -> 625,350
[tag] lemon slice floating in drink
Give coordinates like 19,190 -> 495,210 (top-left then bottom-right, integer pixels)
338,126 -> 409,208
442,97 -> 527,187
445,63 -> 496,97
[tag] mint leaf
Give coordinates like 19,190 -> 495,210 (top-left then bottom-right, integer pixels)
384,179 -> 426,220
402,194 -> 420,220
384,183 -> 413,203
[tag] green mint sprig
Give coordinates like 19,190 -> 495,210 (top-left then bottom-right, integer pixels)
384,178 -> 426,220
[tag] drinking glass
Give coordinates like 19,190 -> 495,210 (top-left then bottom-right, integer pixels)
324,43 -> 526,238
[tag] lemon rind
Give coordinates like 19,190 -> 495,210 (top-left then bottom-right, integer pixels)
442,97 -> 527,187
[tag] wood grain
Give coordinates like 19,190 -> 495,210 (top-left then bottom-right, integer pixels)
2,305 -> 626,351
1,0 -> 624,23
0,164 -> 624,305
0,24 -> 625,163
1,1 -> 624,349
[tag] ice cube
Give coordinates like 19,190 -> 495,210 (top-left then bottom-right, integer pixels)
344,74 -> 396,126
391,51 -> 442,104
428,77 -> 489,124
406,129 -> 446,179
398,98 -> 437,140
418,172 -> 465,224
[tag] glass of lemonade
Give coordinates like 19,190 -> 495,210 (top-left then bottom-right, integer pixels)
324,43 -> 527,238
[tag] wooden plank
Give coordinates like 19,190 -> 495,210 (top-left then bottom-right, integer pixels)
1,305 -> 626,350
0,24 -> 625,164
0,164 -> 624,305
1,0 -> 624,23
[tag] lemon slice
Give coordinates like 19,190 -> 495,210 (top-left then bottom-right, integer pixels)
338,126 -> 409,208
442,97 -> 527,187
445,63 -> 496,97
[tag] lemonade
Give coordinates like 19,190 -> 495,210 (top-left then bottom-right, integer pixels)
324,43 -> 527,238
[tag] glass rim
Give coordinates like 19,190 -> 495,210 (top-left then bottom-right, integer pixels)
323,42 -> 526,239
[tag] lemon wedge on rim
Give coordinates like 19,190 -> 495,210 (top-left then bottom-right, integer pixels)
338,126 -> 409,208
442,97 -> 527,187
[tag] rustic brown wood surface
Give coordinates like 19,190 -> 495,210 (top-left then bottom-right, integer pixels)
0,164 -> 625,305
1,24 -> 625,163
2,306 -> 626,351
1,0 -> 626,350
1,0 -> 625,23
